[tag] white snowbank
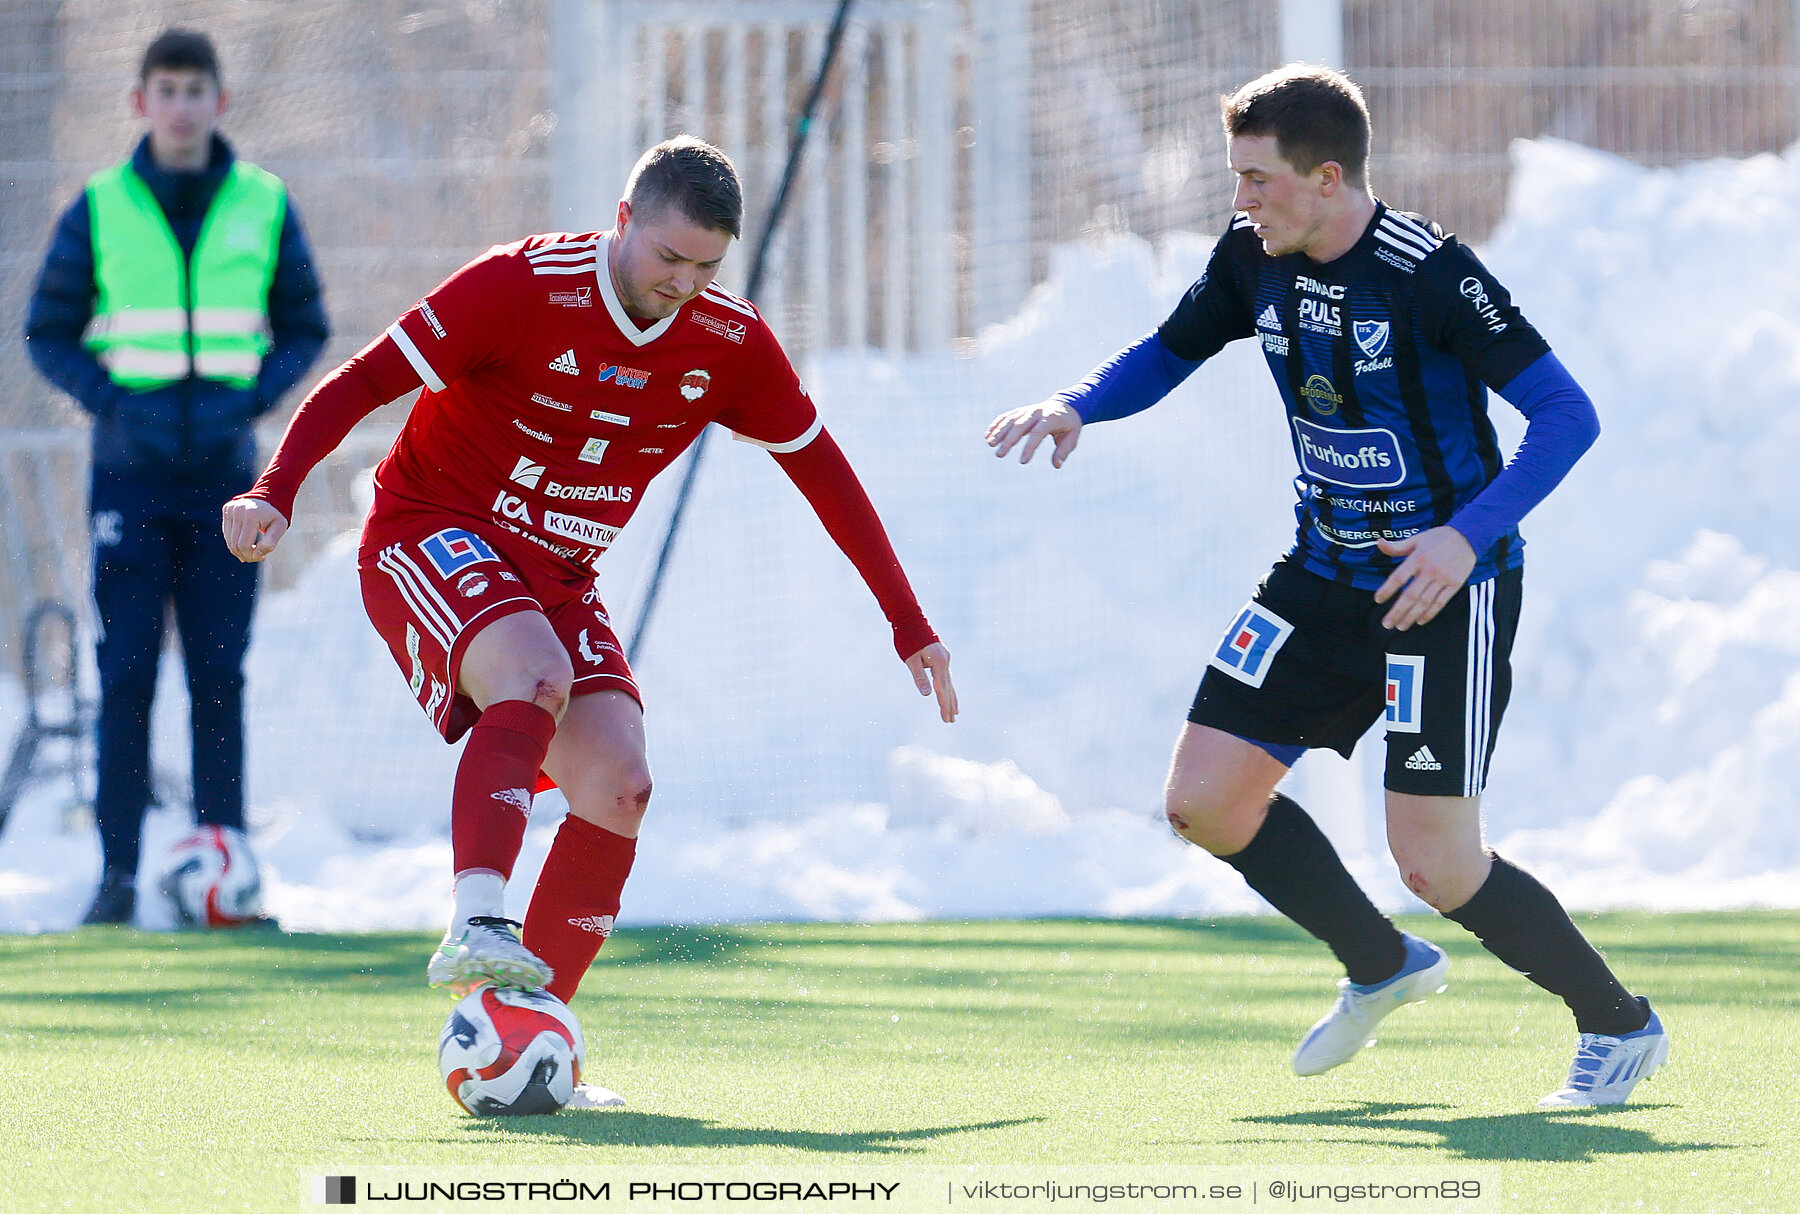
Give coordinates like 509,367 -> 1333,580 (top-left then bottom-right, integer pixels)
4,137 -> 1798,932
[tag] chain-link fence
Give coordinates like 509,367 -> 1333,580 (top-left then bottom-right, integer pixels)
2,0 -> 1796,673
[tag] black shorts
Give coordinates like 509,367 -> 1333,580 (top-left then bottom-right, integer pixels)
1187,558 -> 1523,797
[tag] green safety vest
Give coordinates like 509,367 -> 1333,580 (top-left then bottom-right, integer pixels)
83,159 -> 286,390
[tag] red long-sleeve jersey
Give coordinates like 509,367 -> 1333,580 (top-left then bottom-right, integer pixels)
249,231 -> 937,658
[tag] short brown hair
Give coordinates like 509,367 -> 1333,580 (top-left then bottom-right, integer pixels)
1222,65 -> 1369,185
141,29 -> 221,87
624,136 -> 744,239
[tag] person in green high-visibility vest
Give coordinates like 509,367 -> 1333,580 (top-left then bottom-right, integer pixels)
25,29 -> 329,927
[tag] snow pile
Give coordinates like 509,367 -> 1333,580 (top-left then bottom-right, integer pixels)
1472,139 -> 1800,907
4,137 -> 1798,932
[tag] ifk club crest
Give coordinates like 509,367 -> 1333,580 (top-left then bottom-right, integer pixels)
1354,320 -> 1390,359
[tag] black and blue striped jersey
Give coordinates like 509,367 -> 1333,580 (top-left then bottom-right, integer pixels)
1158,202 -> 1550,589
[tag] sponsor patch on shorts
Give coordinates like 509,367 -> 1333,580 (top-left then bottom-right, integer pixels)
1209,602 -> 1294,689
1385,654 -> 1425,734
420,528 -> 500,578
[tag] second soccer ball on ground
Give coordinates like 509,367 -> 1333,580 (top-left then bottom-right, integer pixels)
157,824 -> 264,928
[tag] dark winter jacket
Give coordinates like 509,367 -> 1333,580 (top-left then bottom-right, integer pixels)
24,133 -> 329,483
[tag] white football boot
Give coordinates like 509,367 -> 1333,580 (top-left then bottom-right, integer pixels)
1538,1000 -> 1669,1108
429,915 -> 554,995
566,1082 -> 627,1110
1292,933 -> 1449,1076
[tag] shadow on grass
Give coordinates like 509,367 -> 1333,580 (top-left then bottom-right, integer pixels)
433,1113 -> 1042,1153
3,932 -> 436,1032
5,928 -> 428,977
732,918 -> 1332,955
1237,1101 -> 1728,1162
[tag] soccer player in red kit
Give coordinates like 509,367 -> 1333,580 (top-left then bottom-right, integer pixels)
222,137 -> 956,1104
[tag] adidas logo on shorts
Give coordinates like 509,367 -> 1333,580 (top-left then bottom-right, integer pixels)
567,914 -> 615,937
548,349 -> 580,374
1404,745 -> 1443,772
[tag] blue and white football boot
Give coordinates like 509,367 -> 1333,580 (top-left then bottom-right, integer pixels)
1292,933 -> 1449,1076
1538,999 -> 1670,1108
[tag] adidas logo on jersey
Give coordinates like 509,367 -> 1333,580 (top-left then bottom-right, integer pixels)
548,349 -> 580,374
1404,745 -> 1443,772
509,456 -> 546,489
1257,304 -> 1283,332
567,914 -> 615,937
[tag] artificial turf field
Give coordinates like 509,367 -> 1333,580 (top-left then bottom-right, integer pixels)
5,912 -> 1796,1213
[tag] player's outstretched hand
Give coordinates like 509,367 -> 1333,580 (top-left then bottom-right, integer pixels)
985,401 -> 1083,467
1374,527 -> 1476,630
221,496 -> 290,564
905,642 -> 958,723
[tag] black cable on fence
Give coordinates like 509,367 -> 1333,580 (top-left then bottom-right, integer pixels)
626,0 -> 858,665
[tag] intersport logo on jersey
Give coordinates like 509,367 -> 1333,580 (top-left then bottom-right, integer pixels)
598,364 -> 650,389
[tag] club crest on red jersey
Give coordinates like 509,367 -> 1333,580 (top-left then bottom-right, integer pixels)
679,369 -> 711,401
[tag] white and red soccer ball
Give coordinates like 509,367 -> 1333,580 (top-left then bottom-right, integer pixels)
157,825 -> 264,927
438,986 -> 586,1116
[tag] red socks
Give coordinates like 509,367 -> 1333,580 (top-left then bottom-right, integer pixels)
523,814 -> 637,1003
451,700 -> 557,880
451,699 -> 636,1003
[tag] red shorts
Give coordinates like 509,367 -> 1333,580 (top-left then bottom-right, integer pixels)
358,517 -> 639,742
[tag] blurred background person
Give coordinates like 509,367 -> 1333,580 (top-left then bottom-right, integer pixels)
23,28 -> 329,925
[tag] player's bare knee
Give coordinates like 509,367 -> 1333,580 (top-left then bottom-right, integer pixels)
529,677 -> 571,719
563,764 -> 650,832
1391,855 -> 1464,912
1164,800 -> 1209,840
1402,867 -> 1445,909
605,772 -> 652,826
1164,792 -> 1254,855
515,650 -> 573,716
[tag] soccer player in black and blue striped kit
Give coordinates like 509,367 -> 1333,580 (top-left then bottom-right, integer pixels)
988,65 -> 1668,1108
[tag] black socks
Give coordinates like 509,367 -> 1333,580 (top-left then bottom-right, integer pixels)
1445,854 -> 1648,1036
1214,799 -> 1646,1035
1219,793 -> 1407,985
